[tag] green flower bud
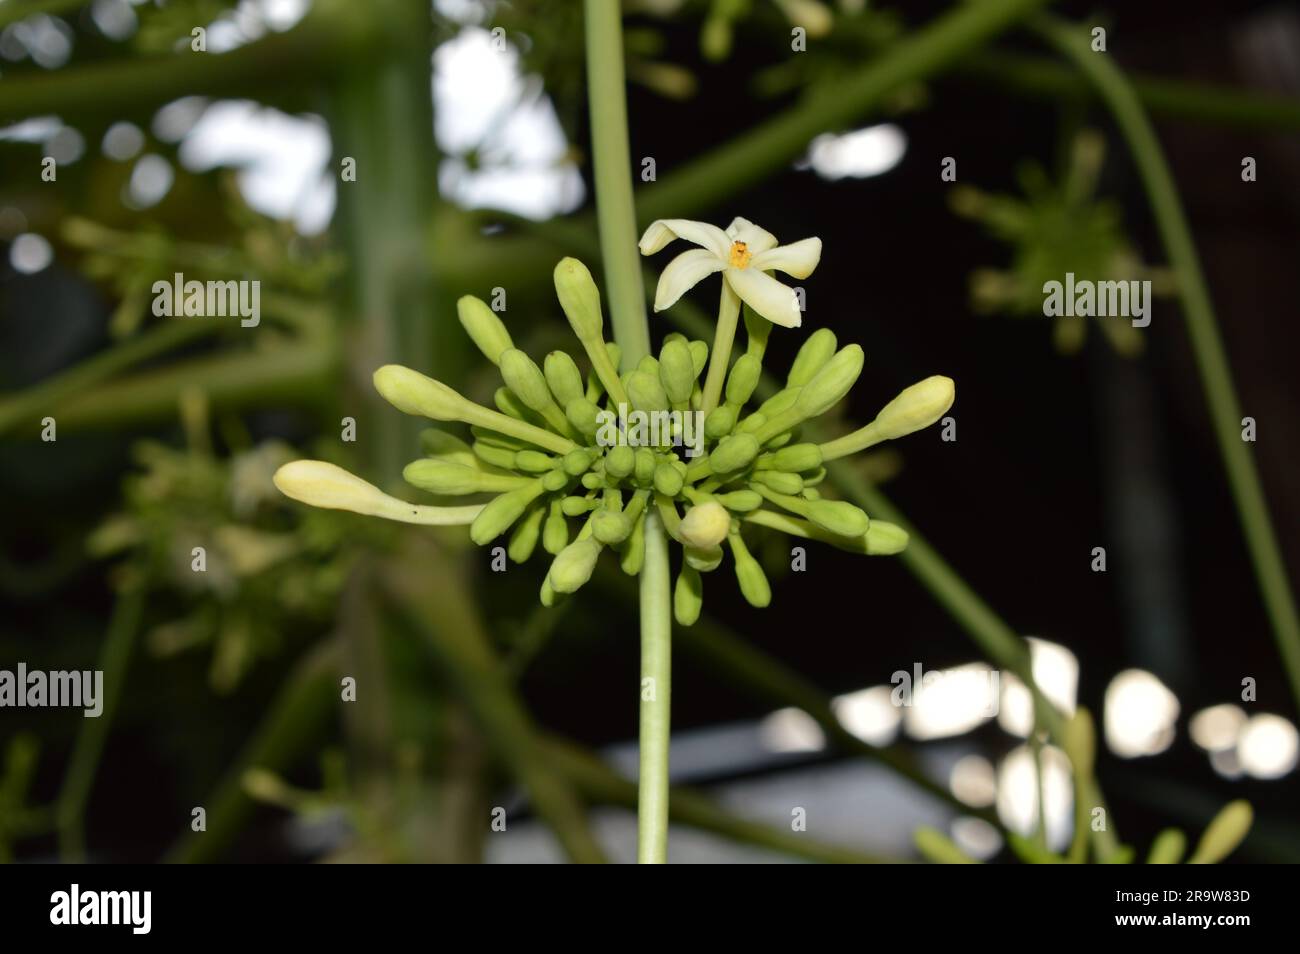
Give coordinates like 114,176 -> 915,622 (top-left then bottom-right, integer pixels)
581,472 -> 604,490
725,354 -> 761,407
736,412 -> 767,435
1146,829 -> 1187,865
457,295 -> 514,365
656,341 -> 693,406
508,506 -> 544,562
563,448 -> 596,476
548,537 -> 603,593
403,459 -> 524,495
543,499 -> 569,554
806,498 -> 869,537
873,375 -> 956,440
684,544 -> 723,572
373,365 -> 464,420
674,566 -> 703,625
500,348 -> 557,415
544,351 -> 586,407
541,468 -> 569,493
494,387 -> 534,422
636,354 -> 659,376
620,512 -> 646,575
709,433 -> 760,474
472,441 -> 518,471
512,450 -> 554,474
787,328 -> 838,387
561,496 -> 595,517
729,532 -> 770,608
802,488 -> 821,501
764,430 -> 794,449
274,460 -> 483,526
679,501 -> 731,548
751,470 -> 803,495
653,462 -> 683,497
605,340 -> 622,371
688,340 -> 708,376
592,508 -> 632,545
540,577 -> 558,607
716,490 -> 762,512
419,429 -> 477,468
1188,800 -> 1253,864
914,827 -> 979,865
553,258 -> 604,342
704,406 -> 737,441
742,303 -> 772,360
863,520 -> 908,554
469,481 -> 546,544
634,448 -> 657,485
793,344 -> 864,419
605,445 -> 635,479
758,443 -> 823,473
565,398 -> 600,440
628,370 -> 669,413
757,387 -> 800,418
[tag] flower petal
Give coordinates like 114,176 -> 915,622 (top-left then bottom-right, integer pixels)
725,217 -> 779,254
750,237 -> 822,279
725,267 -> 802,328
653,249 -> 726,311
639,219 -> 730,258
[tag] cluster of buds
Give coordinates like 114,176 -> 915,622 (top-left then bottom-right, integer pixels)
276,235 -> 953,625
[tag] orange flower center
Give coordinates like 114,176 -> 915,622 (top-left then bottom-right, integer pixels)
728,241 -> 752,269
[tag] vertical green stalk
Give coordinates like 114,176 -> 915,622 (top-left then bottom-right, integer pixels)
584,0 -> 669,862
1035,16 -> 1300,712
638,511 -> 672,863
584,0 -> 650,367
699,282 -> 742,416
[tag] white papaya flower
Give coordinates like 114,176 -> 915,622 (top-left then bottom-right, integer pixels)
638,216 -> 821,328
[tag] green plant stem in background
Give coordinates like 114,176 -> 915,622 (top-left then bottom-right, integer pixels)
1035,16 -> 1300,715
55,583 -> 145,861
637,511 -> 672,863
584,0 -> 650,367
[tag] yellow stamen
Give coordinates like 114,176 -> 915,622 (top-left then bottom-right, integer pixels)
728,241 -> 751,269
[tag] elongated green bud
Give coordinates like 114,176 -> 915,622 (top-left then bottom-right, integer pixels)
508,506 -> 544,562
561,495 -> 595,517
542,468 -> 568,492
494,387 -> 534,422
758,443 -> 823,473
403,459 -> 525,495
787,328 -> 837,387
1188,800 -> 1253,864
793,344 -> 864,418
742,304 -> 771,360
674,566 -> 703,625
688,340 -> 708,376
679,501 -> 731,548
581,472 -> 603,490
513,450 -> 555,474
716,490 -> 762,512
543,499 -> 569,554
620,511 -> 646,575
684,544 -> 722,572
636,354 -> 659,376
653,462 -> 683,497
605,445 -> 635,479
873,375 -> 955,440
704,405 -> 737,441
751,470 -> 803,495
725,354 -> 761,407
500,348 -> 556,414
563,448 -> 596,476
658,338 -> 696,404
544,351 -> 586,407
709,433 -> 759,474
729,532 -> 770,607
806,498 -> 869,537
419,429 -> 477,468
548,537 -> 603,593
635,448 -> 657,484
457,295 -> 514,365
472,441 -> 517,471
553,258 -> 604,342
758,387 -> 800,418
566,398 -> 600,440
470,481 -> 546,545
274,460 -> 484,526
914,827 -> 979,864
737,412 -> 767,435
863,520 -> 908,554
592,508 -> 632,545
1147,829 -> 1186,865
628,370 -> 669,413
374,365 -> 464,420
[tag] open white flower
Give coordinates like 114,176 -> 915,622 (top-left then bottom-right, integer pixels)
639,217 -> 821,328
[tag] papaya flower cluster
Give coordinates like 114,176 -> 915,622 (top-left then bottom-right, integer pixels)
274,238 -> 954,624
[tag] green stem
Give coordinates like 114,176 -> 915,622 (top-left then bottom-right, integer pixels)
55,583 -> 145,861
637,511 -> 672,863
584,0 -> 650,367
1034,15 -> 1300,714
699,282 -> 742,417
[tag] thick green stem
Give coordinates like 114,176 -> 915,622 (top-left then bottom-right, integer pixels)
699,282 -> 742,417
584,0 -> 650,367
1035,16 -> 1300,714
637,511 -> 672,863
